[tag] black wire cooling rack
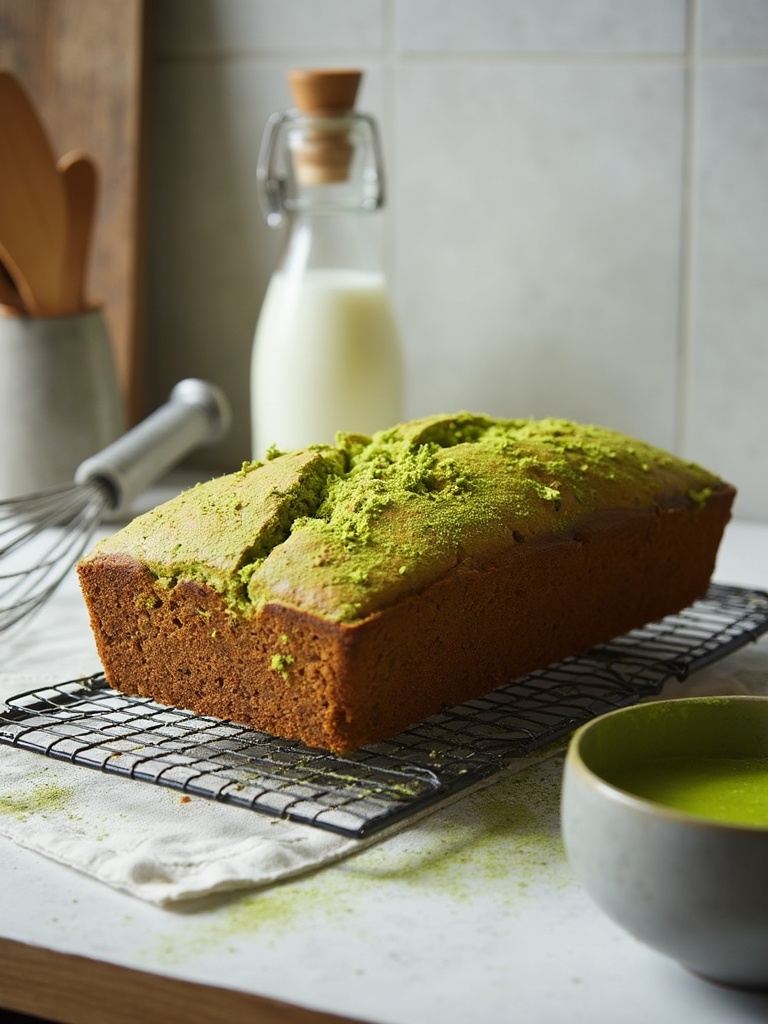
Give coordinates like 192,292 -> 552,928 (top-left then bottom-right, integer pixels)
1,583 -> 767,838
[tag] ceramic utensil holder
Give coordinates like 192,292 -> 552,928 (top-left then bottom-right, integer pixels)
0,307 -> 124,499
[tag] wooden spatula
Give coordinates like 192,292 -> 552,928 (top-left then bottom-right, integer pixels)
0,71 -> 70,315
58,150 -> 98,312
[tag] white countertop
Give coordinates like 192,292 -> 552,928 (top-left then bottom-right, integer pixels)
2,502 -> 768,1024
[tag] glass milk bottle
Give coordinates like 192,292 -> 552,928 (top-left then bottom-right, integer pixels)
251,68 -> 403,458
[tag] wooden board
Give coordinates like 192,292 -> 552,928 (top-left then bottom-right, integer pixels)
0,936 -> 361,1024
0,0 -> 149,422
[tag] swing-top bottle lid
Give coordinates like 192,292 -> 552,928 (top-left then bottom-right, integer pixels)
286,68 -> 362,185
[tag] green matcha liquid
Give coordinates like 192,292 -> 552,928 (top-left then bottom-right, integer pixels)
610,755 -> 768,827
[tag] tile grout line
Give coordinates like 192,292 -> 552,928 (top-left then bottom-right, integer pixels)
676,0 -> 701,458
153,51 -> 768,68
382,0 -> 400,304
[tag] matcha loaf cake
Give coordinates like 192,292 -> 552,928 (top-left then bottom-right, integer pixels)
77,413 -> 735,753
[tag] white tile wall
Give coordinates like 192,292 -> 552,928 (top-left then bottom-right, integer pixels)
153,0 -> 385,52
396,0 -> 687,54
699,0 -> 768,53
686,64 -> 768,519
147,0 -> 768,522
395,62 -> 686,448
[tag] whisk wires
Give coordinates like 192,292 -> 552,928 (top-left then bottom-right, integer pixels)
0,479 -> 110,634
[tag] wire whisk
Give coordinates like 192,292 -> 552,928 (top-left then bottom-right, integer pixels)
0,379 -> 231,636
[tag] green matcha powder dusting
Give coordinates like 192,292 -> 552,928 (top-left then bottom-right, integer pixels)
87,412 -> 725,625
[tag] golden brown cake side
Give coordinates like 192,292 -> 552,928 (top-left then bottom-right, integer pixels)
77,414 -> 735,753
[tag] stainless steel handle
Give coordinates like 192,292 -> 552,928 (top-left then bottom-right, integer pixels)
74,378 -> 232,513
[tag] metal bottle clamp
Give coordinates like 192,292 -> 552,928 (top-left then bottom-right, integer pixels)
256,110 -> 387,228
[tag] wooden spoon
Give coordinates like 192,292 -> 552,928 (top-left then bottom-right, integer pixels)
58,150 -> 98,312
0,71 -> 70,315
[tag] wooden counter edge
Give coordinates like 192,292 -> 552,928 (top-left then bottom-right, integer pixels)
0,936 -> 367,1024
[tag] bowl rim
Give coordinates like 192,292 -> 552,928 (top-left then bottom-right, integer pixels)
565,694 -> 768,834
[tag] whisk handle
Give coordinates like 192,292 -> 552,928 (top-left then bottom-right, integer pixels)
74,379 -> 232,513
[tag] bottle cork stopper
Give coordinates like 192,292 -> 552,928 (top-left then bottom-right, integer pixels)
288,69 -> 361,115
287,69 -> 362,185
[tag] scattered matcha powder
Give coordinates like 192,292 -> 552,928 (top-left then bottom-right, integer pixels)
270,653 -> 294,679
688,487 -> 713,507
0,782 -> 74,821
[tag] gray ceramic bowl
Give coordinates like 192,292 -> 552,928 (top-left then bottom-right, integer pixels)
561,695 -> 768,988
